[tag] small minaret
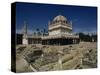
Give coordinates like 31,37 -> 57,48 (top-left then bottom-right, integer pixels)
22,21 -> 28,45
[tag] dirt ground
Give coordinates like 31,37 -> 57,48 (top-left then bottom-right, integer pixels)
16,42 -> 97,72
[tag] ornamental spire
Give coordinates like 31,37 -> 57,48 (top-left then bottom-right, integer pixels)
23,21 -> 27,35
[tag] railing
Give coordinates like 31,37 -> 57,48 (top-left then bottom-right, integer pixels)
42,34 -> 79,39
49,24 -> 72,30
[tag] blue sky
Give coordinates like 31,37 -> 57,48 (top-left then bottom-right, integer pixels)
16,2 -> 97,34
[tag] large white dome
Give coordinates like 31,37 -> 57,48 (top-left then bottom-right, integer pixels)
53,15 -> 67,21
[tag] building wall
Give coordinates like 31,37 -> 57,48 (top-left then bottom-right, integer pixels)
49,29 -> 61,35
49,23 -> 72,36
49,28 -> 72,36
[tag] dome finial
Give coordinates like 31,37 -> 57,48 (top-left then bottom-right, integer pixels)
59,12 -> 61,16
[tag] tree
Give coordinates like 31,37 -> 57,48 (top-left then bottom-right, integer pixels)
79,33 -> 92,42
36,28 -> 40,36
33,32 -> 36,36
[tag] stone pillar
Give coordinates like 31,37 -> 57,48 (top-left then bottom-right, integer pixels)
92,38 -> 94,42
47,40 -> 48,45
23,36 -> 28,45
57,49 -> 63,70
58,53 -> 62,70
73,39 -> 75,44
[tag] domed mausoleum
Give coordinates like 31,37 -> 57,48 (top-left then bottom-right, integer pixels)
48,15 -> 72,35
22,15 -> 80,45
